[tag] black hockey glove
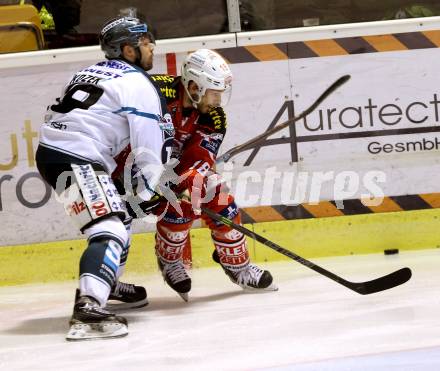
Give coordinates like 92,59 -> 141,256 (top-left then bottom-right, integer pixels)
125,194 -> 161,218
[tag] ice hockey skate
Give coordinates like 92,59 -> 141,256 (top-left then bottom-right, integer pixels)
66,292 -> 128,341
157,258 -> 191,301
106,281 -> 148,310
213,250 -> 278,291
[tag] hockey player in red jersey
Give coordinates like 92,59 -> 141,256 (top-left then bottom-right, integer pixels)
149,49 -> 277,300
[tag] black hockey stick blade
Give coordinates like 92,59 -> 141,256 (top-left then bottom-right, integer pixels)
216,74 -> 351,164
201,206 -> 412,295
347,267 -> 412,295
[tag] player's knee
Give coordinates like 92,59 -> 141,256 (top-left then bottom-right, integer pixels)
212,228 -> 244,242
157,224 -> 189,243
84,215 -> 129,248
205,200 -> 241,232
208,201 -> 245,242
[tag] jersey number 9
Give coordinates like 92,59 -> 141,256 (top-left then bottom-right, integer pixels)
51,84 -> 104,114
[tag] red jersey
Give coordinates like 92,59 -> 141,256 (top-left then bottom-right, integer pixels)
150,74 -> 227,176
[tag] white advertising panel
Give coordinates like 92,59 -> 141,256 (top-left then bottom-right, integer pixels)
1,42 -> 440,245
221,48 -> 440,207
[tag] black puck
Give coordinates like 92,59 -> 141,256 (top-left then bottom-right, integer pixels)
384,249 -> 399,255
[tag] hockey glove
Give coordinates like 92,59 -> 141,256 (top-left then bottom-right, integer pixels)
125,194 -> 161,218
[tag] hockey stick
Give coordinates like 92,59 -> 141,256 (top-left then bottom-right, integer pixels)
201,206 -> 412,295
216,74 -> 351,164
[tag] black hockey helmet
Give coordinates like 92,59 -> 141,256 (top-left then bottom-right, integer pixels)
99,16 -> 155,59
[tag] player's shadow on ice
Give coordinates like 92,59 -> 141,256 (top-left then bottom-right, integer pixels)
4,291 -> 244,335
5,316 -> 71,335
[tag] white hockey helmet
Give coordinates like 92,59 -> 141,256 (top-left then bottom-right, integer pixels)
181,49 -> 233,107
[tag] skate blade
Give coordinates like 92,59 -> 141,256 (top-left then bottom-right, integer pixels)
105,298 -> 149,311
66,321 -> 128,341
178,292 -> 189,302
242,283 -> 279,292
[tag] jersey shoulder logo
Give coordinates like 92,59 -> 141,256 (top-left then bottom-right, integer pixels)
150,74 -> 178,100
204,107 -> 227,131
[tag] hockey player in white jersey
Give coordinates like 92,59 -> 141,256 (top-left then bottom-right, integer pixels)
35,16 -> 173,341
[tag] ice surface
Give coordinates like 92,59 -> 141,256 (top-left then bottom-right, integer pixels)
1,249 -> 439,371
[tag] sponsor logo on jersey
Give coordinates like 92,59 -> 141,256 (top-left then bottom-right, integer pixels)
95,60 -> 132,71
152,75 -> 175,84
158,113 -> 175,133
151,75 -> 177,98
49,121 -> 67,130
209,133 -> 224,141
160,86 -> 176,98
208,108 -> 227,130
69,74 -> 103,86
83,67 -> 123,78
200,133 -> 223,155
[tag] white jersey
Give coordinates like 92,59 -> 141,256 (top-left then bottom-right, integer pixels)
39,59 -> 173,201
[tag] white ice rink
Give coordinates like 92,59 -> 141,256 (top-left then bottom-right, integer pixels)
1,249 -> 440,371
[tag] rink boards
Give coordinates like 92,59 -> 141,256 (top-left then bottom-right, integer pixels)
2,208 -> 439,286
1,18 -> 440,282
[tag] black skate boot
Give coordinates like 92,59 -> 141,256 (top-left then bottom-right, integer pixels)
212,250 -> 278,291
107,281 -> 148,310
157,258 -> 191,302
66,290 -> 128,341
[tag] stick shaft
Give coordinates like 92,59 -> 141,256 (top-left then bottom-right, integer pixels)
201,206 -> 412,295
201,206 -> 351,285
217,75 -> 350,163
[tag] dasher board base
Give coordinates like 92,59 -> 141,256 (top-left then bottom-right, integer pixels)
0,208 -> 438,286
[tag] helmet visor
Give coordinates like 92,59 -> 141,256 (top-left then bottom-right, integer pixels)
203,87 -> 232,107
137,36 -> 155,50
